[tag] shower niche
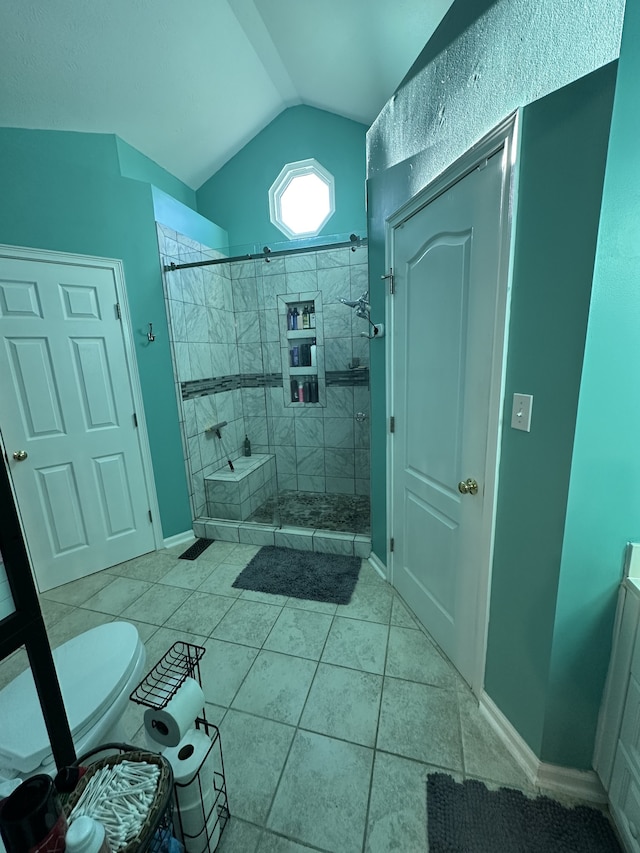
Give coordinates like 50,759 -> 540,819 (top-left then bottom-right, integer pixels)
279,293 -> 325,407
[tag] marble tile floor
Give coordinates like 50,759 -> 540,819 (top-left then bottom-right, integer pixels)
248,490 -> 371,535
1,540 -> 579,852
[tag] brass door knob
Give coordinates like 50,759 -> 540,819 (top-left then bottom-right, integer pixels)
458,478 -> 478,495
13,450 -> 28,461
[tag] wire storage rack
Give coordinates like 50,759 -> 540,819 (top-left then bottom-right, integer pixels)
129,642 -> 229,853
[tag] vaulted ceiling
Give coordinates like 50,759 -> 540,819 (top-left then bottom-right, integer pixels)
0,0 -> 453,188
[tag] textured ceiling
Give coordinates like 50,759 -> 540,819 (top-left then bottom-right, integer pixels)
0,0 -> 452,189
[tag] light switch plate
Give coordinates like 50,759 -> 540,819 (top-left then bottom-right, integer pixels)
511,393 -> 533,432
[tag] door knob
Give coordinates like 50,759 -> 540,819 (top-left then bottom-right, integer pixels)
458,478 -> 478,495
13,450 -> 28,461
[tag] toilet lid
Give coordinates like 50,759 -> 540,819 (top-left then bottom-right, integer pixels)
0,622 -> 141,774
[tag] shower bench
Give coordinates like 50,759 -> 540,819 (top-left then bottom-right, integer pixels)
205,453 -> 276,521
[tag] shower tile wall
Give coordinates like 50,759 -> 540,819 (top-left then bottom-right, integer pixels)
157,224 -> 244,519
236,244 -> 370,499
156,223 -> 370,522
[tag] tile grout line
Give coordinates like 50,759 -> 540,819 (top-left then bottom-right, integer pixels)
258,598 -> 339,844
359,599 -> 393,853
233,570 -> 393,848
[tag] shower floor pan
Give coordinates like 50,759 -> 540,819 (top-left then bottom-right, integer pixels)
248,489 -> 370,535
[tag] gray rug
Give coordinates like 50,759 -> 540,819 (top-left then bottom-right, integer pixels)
231,545 -> 361,604
427,773 -> 621,852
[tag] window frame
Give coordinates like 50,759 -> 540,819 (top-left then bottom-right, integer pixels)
268,158 -> 335,239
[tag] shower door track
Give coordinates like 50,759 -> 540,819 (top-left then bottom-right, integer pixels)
164,235 -> 368,272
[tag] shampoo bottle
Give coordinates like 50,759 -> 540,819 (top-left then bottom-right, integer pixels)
244,435 -> 251,456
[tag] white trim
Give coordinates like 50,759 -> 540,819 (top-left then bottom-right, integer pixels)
268,158 -> 335,239
480,691 -> 607,804
536,763 -> 606,804
385,113 -> 518,696
0,243 -> 164,551
368,552 -> 388,581
479,691 -> 541,784
163,530 -> 196,550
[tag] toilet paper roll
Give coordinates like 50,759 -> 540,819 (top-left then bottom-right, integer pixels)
163,728 -> 220,853
178,803 -> 220,853
163,728 -> 214,791
143,677 -> 205,747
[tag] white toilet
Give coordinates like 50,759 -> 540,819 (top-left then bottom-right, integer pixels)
0,622 -> 146,780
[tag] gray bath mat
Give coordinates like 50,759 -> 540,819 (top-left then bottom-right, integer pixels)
426,773 -> 621,852
232,545 -> 361,604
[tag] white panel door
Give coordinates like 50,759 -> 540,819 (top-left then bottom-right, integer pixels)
391,151 -> 505,687
0,255 -> 156,591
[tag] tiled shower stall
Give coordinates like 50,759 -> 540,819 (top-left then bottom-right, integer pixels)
156,225 -> 371,545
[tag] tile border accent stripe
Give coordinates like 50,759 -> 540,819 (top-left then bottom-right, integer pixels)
182,373 -> 283,399
182,369 -> 369,399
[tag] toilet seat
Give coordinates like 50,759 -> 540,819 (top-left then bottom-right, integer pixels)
0,622 -> 144,775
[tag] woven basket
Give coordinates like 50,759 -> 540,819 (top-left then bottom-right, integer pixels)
64,750 -> 173,853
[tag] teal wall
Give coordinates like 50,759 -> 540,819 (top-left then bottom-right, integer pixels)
196,105 -> 367,251
367,0 -> 623,769
152,187 -> 229,253
399,0 -> 500,91
484,65 -> 617,766
541,0 -> 640,767
116,138 -> 197,210
0,128 -> 192,537
367,68 -> 616,620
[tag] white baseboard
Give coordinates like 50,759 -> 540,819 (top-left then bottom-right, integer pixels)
163,530 -> 195,549
480,692 -> 607,804
479,692 -> 540,784
536,762 -> 607,804
368,552 -> 388,581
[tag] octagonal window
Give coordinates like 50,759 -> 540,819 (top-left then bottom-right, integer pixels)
269,158 -> 335,239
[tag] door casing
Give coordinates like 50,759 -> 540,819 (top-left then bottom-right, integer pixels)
0,243 -> 164,583
385,112 -> 519,695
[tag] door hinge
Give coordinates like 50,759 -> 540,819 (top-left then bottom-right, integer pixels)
381,268 -> 394,294
390,537 -> 395,553
148,509 -> 153,523
115,302 -> 122,320
133,412 -> 138,428
390,416 -> 395,434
